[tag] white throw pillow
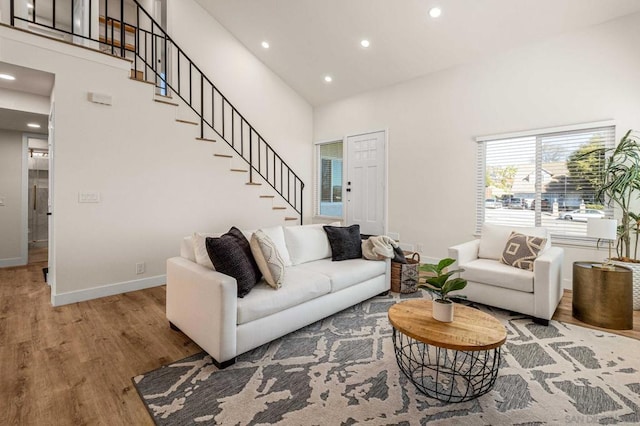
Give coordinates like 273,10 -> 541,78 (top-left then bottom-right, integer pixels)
478,223 -> 549,260
283,222 -> 341,265
192,232 -> 221,270
250,229 -> 286,289
259,226 -> 292,267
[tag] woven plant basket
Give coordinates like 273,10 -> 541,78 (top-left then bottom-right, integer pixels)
391,252 -> 420,293
610,259 -> 640,310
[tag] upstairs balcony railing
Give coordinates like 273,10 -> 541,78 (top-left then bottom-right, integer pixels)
10,0 -> 304,221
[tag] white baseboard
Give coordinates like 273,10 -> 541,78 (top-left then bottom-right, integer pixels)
0,257 -> 27,268
52,275 -> 166,306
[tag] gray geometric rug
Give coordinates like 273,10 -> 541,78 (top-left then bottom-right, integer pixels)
133,292 -> 640,425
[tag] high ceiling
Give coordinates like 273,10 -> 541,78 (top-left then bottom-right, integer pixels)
196,0 -> 640,106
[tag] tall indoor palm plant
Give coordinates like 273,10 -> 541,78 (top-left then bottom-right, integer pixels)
596,129 -> 640,261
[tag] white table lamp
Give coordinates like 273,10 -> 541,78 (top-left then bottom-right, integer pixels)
587,218 -> 618,268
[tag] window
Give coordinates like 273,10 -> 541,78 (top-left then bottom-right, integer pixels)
316,141 -> 343,217
477,122 -> 615,240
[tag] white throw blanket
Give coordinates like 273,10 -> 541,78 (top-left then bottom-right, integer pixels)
362,235 -> 398,260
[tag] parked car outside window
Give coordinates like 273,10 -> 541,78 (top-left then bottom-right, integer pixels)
559,209 -> 605,222
485,199 -> 503,209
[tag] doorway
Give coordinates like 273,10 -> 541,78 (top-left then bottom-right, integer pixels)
345,130 -> 387,235
27,136 -> 49,264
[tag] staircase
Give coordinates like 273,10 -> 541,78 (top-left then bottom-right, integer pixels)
9,0 -> 304,223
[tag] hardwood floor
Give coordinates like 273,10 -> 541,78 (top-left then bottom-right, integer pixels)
553,289 -> 640,340
0,264 -> 637,425
0,262 -> 200,426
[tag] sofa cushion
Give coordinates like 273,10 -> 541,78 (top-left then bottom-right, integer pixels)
191,232 -> 222,270
298,258 -> 386,292
206,227 -> 262,298
250,229 -> 286,289
501,232 -> 547,271
284,223 -> 334,265
460,258 -> 534,293
478,223 -> 549,261
236,267 -> 331,324
324,224 -> 363,261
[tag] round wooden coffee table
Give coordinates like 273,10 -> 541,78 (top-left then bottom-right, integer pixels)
388,299 -> 507,402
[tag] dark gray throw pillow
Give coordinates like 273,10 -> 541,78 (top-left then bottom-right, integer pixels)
323,224 -> 363,261
205,227 -> 262,298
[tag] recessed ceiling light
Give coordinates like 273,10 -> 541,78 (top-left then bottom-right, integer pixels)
27,123 -> 41,128
0,73 -> 16,81
429,7 -> 442,18
324,75 -> 333,83
360,39 -> 370,48
261,41 -> 270,49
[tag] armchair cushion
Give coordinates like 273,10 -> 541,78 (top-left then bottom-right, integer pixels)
500,232 -> 547,271
461,258 -> 534,292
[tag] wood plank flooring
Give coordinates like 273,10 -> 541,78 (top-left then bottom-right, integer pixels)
0,263 -> 637,424
0,262 -> 200,426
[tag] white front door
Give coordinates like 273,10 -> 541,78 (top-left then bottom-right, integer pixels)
345,131 -> 386,235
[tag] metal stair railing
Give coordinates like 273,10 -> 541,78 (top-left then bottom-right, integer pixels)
10,0 -> 304,221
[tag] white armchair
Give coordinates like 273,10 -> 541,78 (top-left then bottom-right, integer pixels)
448,223 -> 564,325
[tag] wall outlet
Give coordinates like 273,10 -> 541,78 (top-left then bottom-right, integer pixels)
416,243 -> 424,253
136,262 -> 145,275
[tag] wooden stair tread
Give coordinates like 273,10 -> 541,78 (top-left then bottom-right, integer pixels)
176,119 -> 198,125
285,217 -> 298,221
231,169 -> 248,172
214,154 -> 232,158
99,15 -> 136,34
259,195 -> 275,198
154,98 -> 179,107
272,207 -> 286,210
246,182 -> 262,186
195,137 -> 216,143
98,36 -> 135,51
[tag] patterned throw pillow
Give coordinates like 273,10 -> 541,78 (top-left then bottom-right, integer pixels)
205,227 -> 262,298
250,229 -> 286,289
500,232 -> 547,271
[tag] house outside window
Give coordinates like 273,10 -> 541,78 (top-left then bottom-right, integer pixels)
477,122 -> 615,241
317,141 -> 343,217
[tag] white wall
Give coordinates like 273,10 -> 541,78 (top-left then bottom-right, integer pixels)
0,14 -> 312,304
166,0 -> 313,220
0,129 -> 24,266
314,12 -> 640,288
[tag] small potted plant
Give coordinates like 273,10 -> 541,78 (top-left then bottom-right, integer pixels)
418,258 -> 467,322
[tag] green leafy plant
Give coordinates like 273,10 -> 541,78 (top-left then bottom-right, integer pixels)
588,130 -> 640,261
418,258 -> 467,302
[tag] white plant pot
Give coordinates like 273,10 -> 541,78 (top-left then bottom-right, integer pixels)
610,259 -> 640,310
432,299 -> 454,322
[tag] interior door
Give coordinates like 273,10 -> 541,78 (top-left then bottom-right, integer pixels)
346,131 -> 386,235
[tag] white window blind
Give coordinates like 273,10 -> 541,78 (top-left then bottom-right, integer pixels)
476,123 -> 615,240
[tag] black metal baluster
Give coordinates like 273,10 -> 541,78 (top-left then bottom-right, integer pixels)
200,74 -> 204,139
249,130 -> 253,183
120,0 -> 124,56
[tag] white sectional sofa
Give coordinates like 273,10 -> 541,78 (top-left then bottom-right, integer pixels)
449,223 -> 564,325
166,223 -> 391,368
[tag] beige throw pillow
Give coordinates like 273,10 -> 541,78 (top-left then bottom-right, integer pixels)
250,229 -> 286,289
500,232 -> 547,271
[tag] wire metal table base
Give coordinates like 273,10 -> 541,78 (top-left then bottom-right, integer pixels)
392,328 -> 501,402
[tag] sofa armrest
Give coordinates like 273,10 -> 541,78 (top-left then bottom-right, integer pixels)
166,257 -> 238,363
448,239 -> 480,267
533,246 -> 564,320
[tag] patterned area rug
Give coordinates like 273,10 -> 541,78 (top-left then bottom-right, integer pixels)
134,292 -> 640,425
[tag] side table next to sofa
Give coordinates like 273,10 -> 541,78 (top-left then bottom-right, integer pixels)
572,262 -> 633,330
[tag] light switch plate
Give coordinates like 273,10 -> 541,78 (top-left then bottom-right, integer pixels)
78,191 -> 100,203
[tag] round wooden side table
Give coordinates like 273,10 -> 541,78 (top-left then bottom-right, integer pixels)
572,262 -> 633,330
388,299 -> 507,402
